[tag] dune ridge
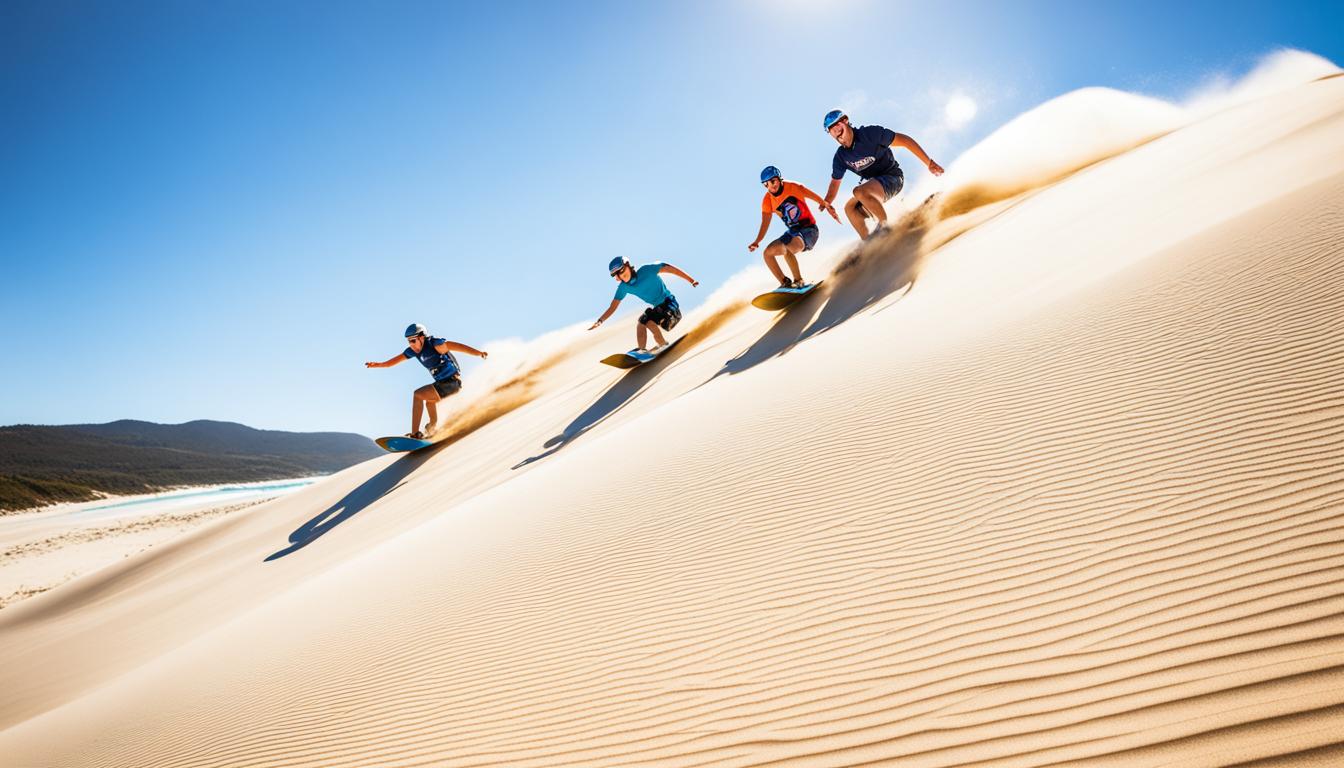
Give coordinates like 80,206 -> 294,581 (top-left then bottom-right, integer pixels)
1,65 -> 1342,767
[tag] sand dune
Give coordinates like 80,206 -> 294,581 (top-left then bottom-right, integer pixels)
1,69 -> 1343,767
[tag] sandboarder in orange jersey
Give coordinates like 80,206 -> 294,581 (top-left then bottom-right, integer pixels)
748,166 -> 840,288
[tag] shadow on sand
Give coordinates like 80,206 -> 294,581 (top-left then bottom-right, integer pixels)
513,204 -> 938,469
511,336 -> 701,470
264,441 -> 452,561
715,198 -> 937,379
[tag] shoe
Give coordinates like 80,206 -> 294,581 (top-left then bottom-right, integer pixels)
422,422 -> 439,438
791,278 -> 806,289
407,431 -> 425,440
779,277 -> 793,289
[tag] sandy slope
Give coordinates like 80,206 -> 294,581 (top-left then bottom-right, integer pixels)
1,75 -> 1343,767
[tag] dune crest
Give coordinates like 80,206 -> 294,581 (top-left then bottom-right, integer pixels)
932,49 -> 1340,220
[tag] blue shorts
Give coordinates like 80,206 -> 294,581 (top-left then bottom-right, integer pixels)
777,224 -> 819,252
860,168 -> 904,202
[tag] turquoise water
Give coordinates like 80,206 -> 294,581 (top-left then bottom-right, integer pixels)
86,480 -> 317,512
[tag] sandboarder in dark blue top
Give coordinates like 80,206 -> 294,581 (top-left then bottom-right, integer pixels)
588,257 -> 699,353
365,323 -> 488,439
821,110 -> 944,240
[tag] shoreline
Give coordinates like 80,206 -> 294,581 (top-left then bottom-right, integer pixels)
3,476 -> 326,521
0,476 -> 323,610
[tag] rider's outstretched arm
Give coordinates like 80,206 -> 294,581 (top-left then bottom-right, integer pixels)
440,340 -> 488,359
659,263 -> 700,287
823,177 -> 843,206
800,185 -> 840,220
365,354 -> 406,369
749,212 -> 772,250
589,298 -> 621,330
891,133 -> 943,174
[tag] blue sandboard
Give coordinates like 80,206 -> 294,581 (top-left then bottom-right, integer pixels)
374,435 -> 435,453
600,335 -> 685,369
751,280 -> 823,311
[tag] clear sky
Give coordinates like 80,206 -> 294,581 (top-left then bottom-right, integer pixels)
3,1 -> 1341,437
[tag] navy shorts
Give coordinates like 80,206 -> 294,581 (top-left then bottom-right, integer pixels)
639,297 -> 681,331
777,224 -> 819,252
860,168 -> 904,202
432,375 -> 462,398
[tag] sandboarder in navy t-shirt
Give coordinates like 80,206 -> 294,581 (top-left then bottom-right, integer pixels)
820,111 -> 944,240
365,324 -> 489,440
832,124 -> 903,182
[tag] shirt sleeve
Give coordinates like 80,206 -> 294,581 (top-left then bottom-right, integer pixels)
761,193 -> 773,214
831,151 -> 846,180
613,283 -> 627,301
402,347 -> 415,359
872,125 -> 897,146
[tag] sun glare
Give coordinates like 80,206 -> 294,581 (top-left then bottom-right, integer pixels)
944,93 -> 979,130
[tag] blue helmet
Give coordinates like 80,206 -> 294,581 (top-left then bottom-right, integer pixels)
404,323 -> 427,339
608,256 -> 630,275
823,109 -> 846,131
760,165 -> 782,184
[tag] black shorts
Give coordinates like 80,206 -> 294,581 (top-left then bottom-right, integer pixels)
432,375 -> 463,398
639,297 -> 682,331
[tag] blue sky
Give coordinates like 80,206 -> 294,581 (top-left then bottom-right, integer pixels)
2,0 -> 1341,437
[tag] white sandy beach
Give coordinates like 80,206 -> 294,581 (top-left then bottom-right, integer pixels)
0,479 -> 316,609
1,66 -> 1342,766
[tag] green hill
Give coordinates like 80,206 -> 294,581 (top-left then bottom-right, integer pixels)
0,420 -> 381,512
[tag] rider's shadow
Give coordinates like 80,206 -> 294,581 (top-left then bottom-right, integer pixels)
716,286 -> 828,376
264,445 -> 444,561
711,208 -> 933,381
512,349 -> 680,469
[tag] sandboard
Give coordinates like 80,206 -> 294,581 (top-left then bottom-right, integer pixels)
600,335 -> 685,369
374,435 -> 435,453
751,280 -> 823,311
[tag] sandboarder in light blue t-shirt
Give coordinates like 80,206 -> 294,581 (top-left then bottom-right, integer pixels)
613,263 -> 675,305
589,257 -> 699,353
